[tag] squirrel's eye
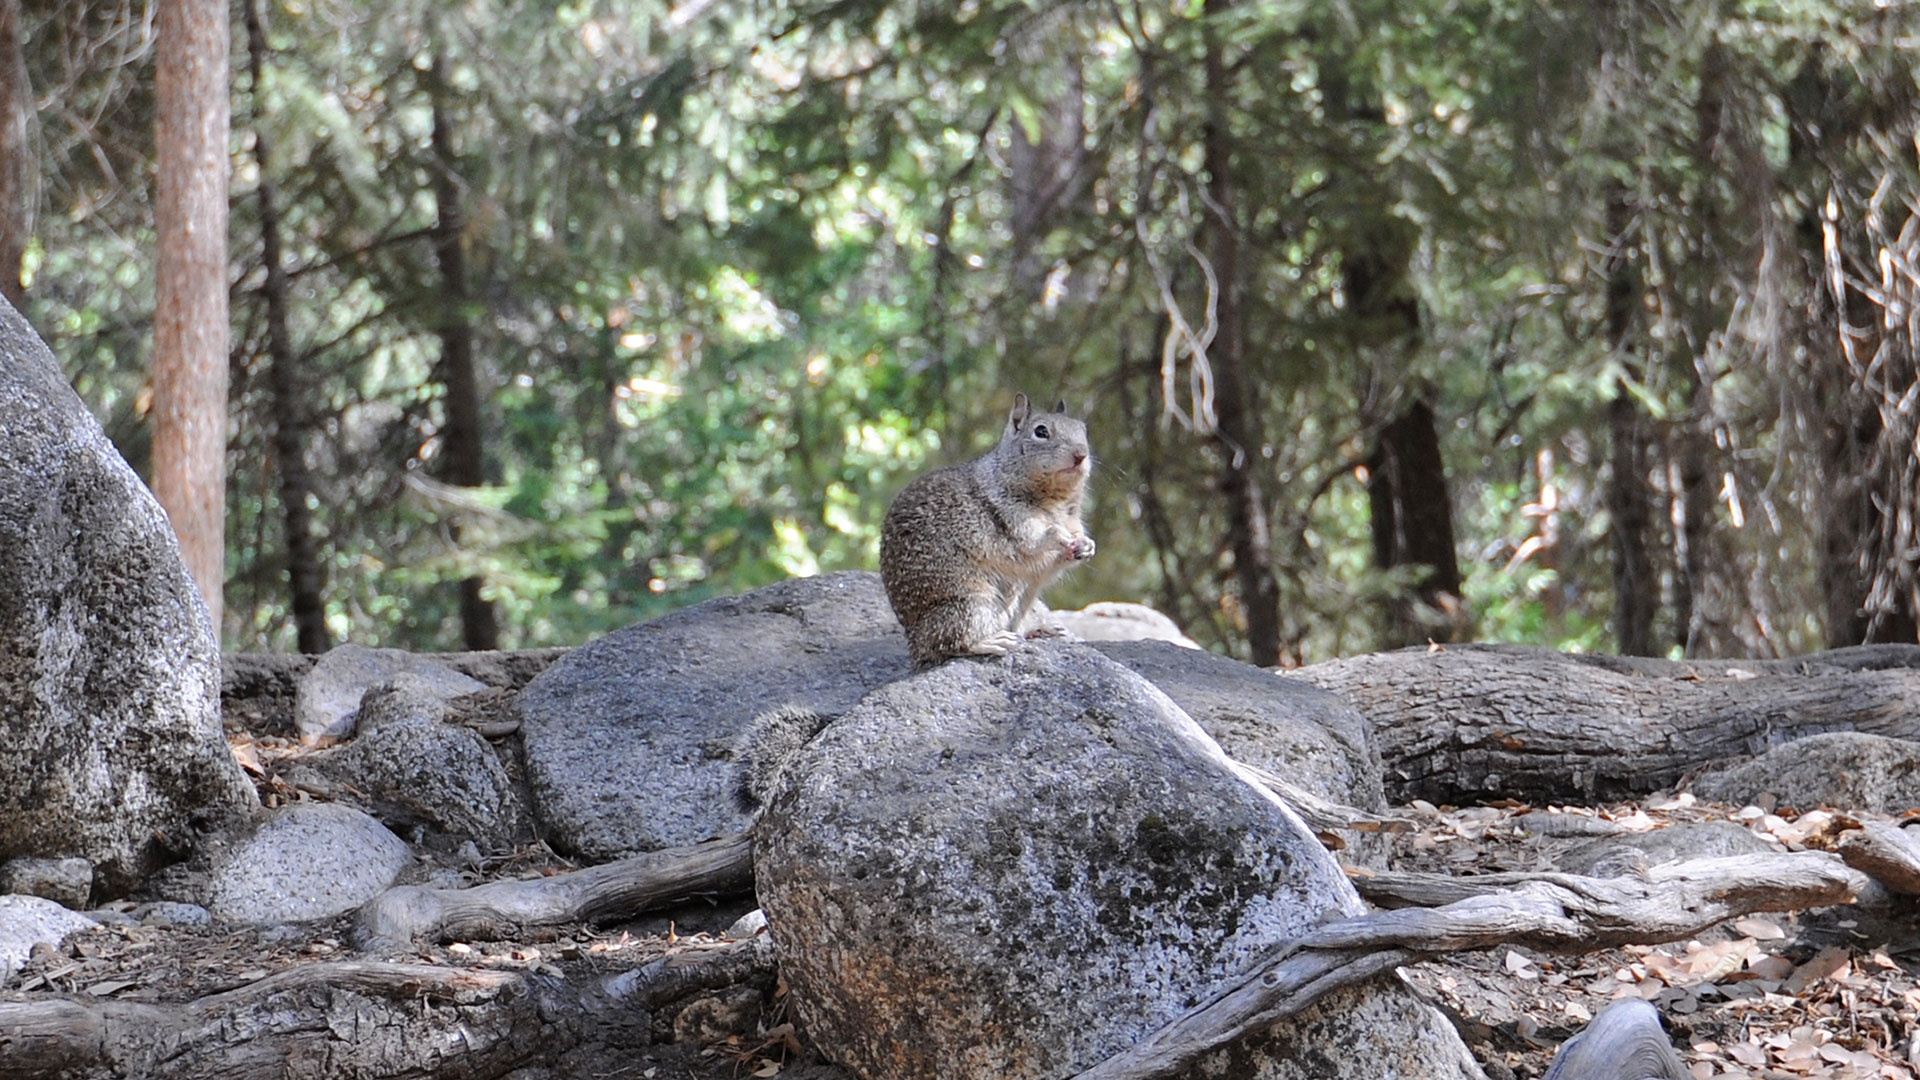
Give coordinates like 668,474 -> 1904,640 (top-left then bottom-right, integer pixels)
1033,424 -> 1050,439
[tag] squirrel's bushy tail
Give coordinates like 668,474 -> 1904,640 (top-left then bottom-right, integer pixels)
735,704 -> 834,812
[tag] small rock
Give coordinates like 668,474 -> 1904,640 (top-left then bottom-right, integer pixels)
1552,821 -> 1775,877
312,704 -> 526,852
0,856 -> 94,910
1052,601 -> 1200,648
672,986 -> 765,1045
132,901 -> 212,929
724,909 -> 768,939
296,644 -> 485,743
153,802 -> 413,926
0,894 -> 98,981
1691,732 -> 1920,813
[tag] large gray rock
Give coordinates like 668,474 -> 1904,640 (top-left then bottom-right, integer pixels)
752,642 -> 1482,1080
1690,731 -> 1920,813
516,571 -> 913,859
0,894 -> 98,982
150,802 -> 413,925
0,297 -> 256,897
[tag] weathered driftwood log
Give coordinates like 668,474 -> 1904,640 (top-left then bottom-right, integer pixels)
1069,851 -> 1859,1080
1837,821 -> 1920,895
0,942 -> 774,1080
1540,999 -> 1690,1080
352,831 -> 754,950
1336,852 -> 1862,951
1293,643 -> 1920,804
0,962 -> 564,1080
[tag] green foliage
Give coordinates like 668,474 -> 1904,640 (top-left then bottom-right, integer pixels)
18,0 -> 1920,658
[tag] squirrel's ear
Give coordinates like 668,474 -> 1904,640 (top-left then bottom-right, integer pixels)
1009,393 -> 1031,428
1052,398 -> 1068,414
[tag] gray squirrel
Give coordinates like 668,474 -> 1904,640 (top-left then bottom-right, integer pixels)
736,394 -> 1096,811
879,393 -> 1095,667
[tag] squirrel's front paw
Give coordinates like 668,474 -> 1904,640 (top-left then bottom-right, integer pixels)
1067,534 -> 1096,562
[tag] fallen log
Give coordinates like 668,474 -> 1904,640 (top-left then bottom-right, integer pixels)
1292,643 -> 1920,804
0,961 -> 564,1080
0,939 -> 779,1080
352,831 -> 754,950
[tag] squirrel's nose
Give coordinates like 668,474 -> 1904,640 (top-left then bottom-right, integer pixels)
1073,451 -> 1087,467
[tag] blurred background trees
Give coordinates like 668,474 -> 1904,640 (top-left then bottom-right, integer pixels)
7,0 -> 1918,664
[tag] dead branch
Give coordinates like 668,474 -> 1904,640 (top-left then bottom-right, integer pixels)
352,831 -> 754,951
1069,851 -> 1859,1080
1231,759 -> 1413,836
1837,821 -> 1920,895
603,934 -> 779,1010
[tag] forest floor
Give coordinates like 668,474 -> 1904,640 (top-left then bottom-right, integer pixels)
6,749 -> 1919,1079
1388,799 -> 1920,1080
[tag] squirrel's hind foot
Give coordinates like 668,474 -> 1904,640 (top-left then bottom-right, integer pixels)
966,630 -> 1023,657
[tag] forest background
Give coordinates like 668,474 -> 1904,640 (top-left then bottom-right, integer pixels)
5,0 -> 1919,667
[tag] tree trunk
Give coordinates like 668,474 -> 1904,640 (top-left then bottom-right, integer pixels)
1367,399 -> 1464,648
152,0 -> 231,636
1006,9 -> 1085,293
244,0 -> 329,655
427,52 -> 499,651
1202,0 -> 1282,667
1295,642 -> 1920,805
1603,180 -> 1658,657
0,0 -> 26,307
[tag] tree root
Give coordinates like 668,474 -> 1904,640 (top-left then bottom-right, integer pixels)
1069,850 -> 1860,1080
352,831 -> 754,951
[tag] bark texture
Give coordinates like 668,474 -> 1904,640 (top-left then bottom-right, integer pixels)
1367,399 -> 1464,647
0,962 -> 601,1079
1295,643 -> 1920,805
0,0 -> 25,306
1202,0 -> 1282,667
152,0 -> 231,633
428,52 -> 499,651
1603,180 -> 1659,657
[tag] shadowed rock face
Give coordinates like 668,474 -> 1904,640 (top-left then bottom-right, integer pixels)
515,571 -> 915,858
0,297 -> 255,898
751,642 -> 1483,1080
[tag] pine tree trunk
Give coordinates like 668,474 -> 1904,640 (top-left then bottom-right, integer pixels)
1603,180 -> 1658,656
428,52 -> 499,651
152,0 -> 230,636
1202,0 -> 1282,667
0,0 -> 26,307
1368,400 -> 1464,648
245,0 -> 329,654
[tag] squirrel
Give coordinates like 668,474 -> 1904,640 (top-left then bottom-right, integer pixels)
880,393 -> 1095,667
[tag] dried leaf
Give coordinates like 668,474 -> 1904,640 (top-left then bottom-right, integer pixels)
1735,917 -> 1787,940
